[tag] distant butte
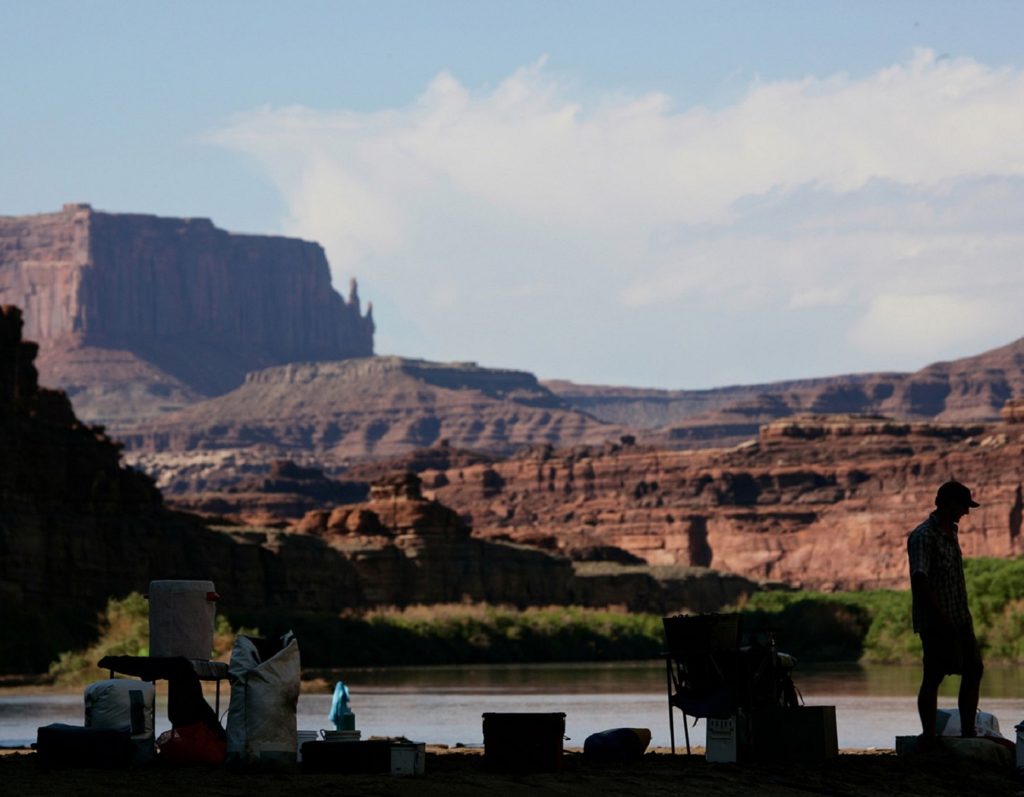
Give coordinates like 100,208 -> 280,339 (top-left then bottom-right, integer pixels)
0,203 -> 374,426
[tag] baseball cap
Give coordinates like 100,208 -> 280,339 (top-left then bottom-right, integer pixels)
935,480 -> 980,508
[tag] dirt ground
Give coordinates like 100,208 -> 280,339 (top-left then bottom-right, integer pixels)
2,746 -> 1021,797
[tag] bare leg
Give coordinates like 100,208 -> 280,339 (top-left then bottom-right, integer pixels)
917,670 -> 943,737
958,667 -> 983,737
956,629 -> 984,737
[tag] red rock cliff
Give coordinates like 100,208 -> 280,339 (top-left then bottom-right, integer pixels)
0,204 -> 374,396
387,415 -> 1024,592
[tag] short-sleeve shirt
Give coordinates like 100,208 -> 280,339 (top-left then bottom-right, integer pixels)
907,512 -> 972,633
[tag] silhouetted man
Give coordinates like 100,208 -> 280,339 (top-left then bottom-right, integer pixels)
907,480 -> 983,741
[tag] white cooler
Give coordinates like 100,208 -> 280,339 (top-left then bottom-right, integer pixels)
148,579 -> 218,659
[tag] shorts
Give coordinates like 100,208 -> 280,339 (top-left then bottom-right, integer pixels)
921,626 -> 983,679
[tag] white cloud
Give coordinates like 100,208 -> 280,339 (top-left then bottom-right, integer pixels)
849,293 -> 1018,358
209,50 -> 1024,386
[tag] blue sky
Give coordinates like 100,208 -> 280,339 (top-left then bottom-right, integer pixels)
4,1 -> 1024,388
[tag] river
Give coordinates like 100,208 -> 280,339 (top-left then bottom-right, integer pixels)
2,662 -> 1022,750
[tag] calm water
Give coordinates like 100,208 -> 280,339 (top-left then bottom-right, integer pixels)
3,662 -> 1023,750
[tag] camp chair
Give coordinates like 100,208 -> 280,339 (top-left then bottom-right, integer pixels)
662,613 -> 743,755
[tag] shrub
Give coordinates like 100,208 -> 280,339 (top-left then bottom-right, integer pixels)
47,557 -> 1024,674
738,557 -> 1024,663
48,593 -> 250,685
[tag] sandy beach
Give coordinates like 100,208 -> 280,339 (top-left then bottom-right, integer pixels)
2,746 -> 1021,797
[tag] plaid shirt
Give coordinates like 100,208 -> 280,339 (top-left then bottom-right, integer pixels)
907,512 -> 972,632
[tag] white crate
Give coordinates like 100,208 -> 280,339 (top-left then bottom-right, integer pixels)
391,742 -> 425,776
706,717 -> 738,763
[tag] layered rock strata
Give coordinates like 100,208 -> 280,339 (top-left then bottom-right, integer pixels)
119,332 -> 1024,472
293,471 -> 759,613
167,459 -> 370,527
0,204 -> 374,424
120,357 -> 623,461
294,472 -> 571,606
547,335 -> 1024,447
372,415 -> 1024,591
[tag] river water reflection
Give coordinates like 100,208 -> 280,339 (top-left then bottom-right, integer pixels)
2,661 -> 1022,750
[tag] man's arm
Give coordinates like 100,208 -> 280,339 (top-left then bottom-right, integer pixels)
907,529 -> 947,624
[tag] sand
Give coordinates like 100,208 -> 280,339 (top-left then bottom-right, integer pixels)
2,746 -> 1020,797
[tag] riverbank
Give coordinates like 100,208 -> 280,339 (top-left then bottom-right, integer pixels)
25,557 -> 1024,686
1,746 -> 1020,797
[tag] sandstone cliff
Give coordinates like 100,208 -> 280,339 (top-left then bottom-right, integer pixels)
0,204 -> 374,424
351,414 -> 1024,592
291,471 -> 759,614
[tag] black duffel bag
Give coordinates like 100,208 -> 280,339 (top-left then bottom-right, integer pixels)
36,723 -> 134,769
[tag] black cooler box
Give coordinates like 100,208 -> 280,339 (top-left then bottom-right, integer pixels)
36,723 -> 134,769
482,712 -> 566,773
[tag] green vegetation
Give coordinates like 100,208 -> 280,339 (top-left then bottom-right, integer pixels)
277,556 -> 1024,667
47,593 -> 247,685
38,557 -> 1024,675
740,557 -> 1024,663
231,604 -> 666,668
43,600 -> 665,677
739,588 -> 914,663
959,556 -> 1024,661
48,592 -> 150,685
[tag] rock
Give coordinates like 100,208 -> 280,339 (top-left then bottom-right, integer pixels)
397,414 -> 1024,591
1,308 -> 738,672
0,204 -> 374,426
166,458 -> 369,524
1001,397 -> 1024,423
547,336 -> 1024,445
119,357 -> 624,461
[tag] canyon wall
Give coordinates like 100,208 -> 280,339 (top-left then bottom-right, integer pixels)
0,307 -> 744,672
376,415 -> 1024,592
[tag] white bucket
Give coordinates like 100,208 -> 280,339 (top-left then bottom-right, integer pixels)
148,580 -> 218,659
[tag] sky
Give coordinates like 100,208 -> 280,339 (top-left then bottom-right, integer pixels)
3,1 -> 1024,389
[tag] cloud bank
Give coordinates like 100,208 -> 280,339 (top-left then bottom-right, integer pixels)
210,50 -> 1024,387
